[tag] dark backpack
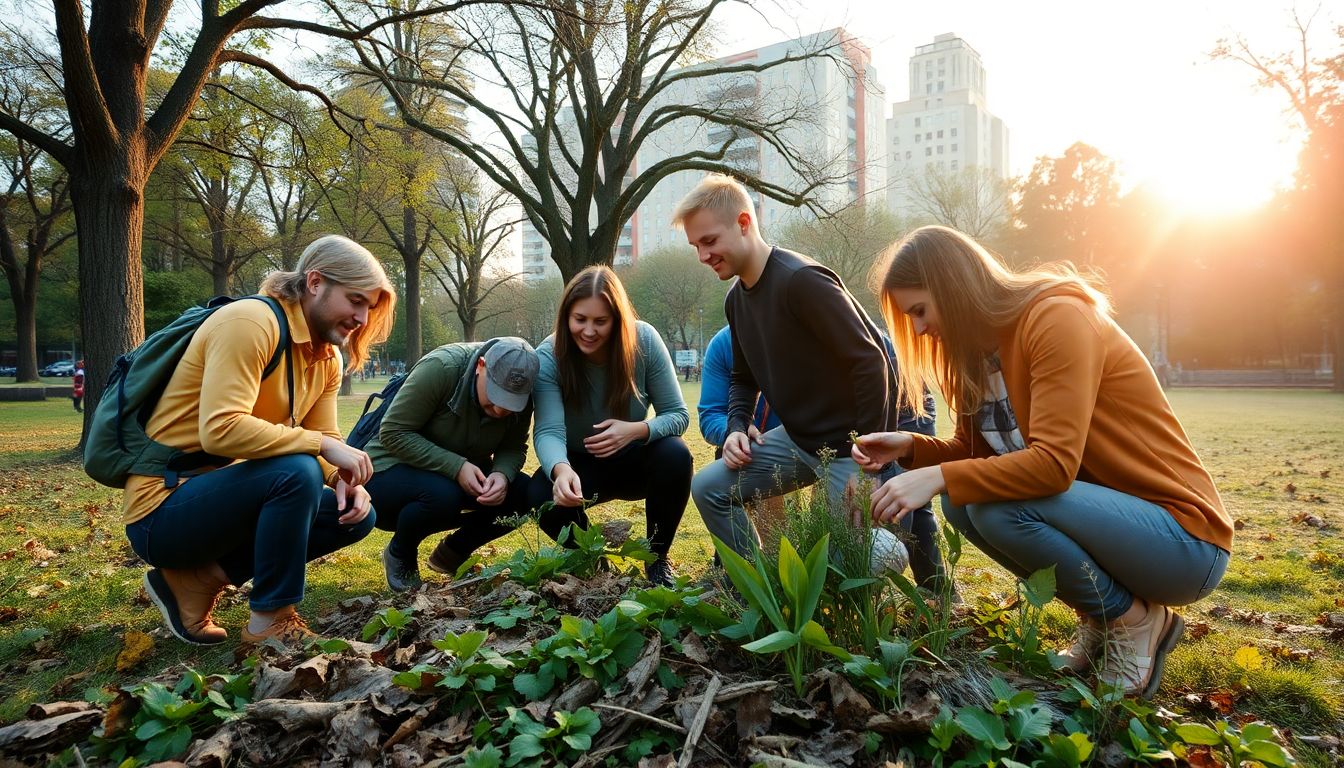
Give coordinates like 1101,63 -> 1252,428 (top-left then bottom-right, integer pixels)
83,295 -> 293,489
345,369 -> 412,450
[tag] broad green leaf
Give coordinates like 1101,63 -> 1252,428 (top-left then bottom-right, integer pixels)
742,629 -> 800,654
1008,706 -> 1052,742
512,670 -> 555,699
1240,723 -> 1275,743
1244,740 -> 1292,767
777,537 -> 808,613
954,708 -> 1010,751
1174,722 -> 1221,746
134,719 -> 168,741
710,536 -> 785,629
1022,566 -> 1057,608
799,535 -> 831,630
800,620 -> 852,660
507,733 -> 545,762
463,744 -> 504,768
838,577 -> 881,591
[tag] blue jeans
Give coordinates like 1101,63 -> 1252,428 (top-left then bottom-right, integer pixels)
942,480 -> 1229,620
366,463 -> 531,561
125,455 -> 377,611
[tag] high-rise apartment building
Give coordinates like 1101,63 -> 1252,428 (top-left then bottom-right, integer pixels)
519,28 -> 886,279
885,33 -> 1009,218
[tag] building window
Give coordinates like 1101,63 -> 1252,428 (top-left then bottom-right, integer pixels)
914,134 -> 920,143
936,130 -> 943,138
925,132 -> 932,140
951,127 -> 957,137
925,147 -> 932,157
905,151 -> 911,160
951,160 -> 959,171
937,145 -> 943,154
914,117 -> 921,127
951,143 -> 958,152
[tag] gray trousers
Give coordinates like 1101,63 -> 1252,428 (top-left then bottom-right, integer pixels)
692,426 -> 866,557
943,480 -> 1229,621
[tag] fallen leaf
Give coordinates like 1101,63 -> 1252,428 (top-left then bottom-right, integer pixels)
1187,621 -> 1212,640
115,631 -> 154,672
1258,533 -> 1277,542
1233,645 -> 1265,671
1321,469 -> 1332,479
1233,519 -> 1246,530
1285,482 -> 1297,495
0,606 -> 19,623
21,539 -> 56,561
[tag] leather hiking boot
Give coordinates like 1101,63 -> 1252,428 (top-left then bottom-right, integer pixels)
143,567 -> 228,646
241,605 -> 315,645
1099,602 -> 1184,699
645,556 -> 677,588
383,541 -> 423,592
426,540 -> 466,577
1057,611 -> 1105,674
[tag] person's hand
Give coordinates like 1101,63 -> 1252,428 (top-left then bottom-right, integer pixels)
851,431 -> 915,471
551,463 -> 584,507
870,465 -> 945,525
477,471 -> 508,506
722,428 -> 765,470
583,419 -> 647,458
320,436 -> 373,487
456,461 -> 487,496
335,479 -> 372,525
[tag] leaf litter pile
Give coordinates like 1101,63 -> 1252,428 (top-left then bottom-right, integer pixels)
0,518 -> 1322,767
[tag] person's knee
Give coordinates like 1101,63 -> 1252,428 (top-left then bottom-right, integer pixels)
263,454 -> 325,504
691,466 -> 731,513
964,500 -> 1031,547
346,507 -> 377,540
649,437 -> 693,475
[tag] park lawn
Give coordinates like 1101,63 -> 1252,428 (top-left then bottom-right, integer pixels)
0,385 -> 1341,751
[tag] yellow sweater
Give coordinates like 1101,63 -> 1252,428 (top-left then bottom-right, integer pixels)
906,290 -> 1233,552
122,297 -> 342,524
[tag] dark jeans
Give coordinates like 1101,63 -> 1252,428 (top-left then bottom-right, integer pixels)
125,454 -> 376,611
366,463 -> 532,562
528,436 -> 693,557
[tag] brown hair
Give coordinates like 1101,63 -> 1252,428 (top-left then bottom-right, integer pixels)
876,225 -> 1110,418
260,234 -> 396,373
554,265 -> 639,415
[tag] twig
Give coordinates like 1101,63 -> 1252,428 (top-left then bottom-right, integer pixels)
590,703 -> 687,734
675,678 -> 776,706
677,674 -> 721,768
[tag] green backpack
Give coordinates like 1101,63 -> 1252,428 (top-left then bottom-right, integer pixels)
83,295 -> 293,489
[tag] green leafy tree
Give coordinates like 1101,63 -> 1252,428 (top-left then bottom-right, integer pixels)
1009,142 -> 1122,274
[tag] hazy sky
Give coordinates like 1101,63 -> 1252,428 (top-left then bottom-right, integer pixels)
714,0 -> 1334,212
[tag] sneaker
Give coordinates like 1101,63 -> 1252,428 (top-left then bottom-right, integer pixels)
240,605 -> 315,645
645,557 -> 676,588
1099,602 -> 1185,699
1057,611 -> 1105,673
383,542 -> 423,592
426,540 -> 466,577
143,568 -> 228,646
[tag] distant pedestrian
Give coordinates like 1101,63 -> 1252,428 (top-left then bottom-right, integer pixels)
71,360 -> 85,413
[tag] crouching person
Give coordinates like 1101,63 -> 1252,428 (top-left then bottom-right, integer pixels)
364,338 -> 541,592
124,235 -> 395,645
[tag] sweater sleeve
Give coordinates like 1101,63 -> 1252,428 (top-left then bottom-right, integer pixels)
299,356 -> 344,487
533,344 -> 570,479
787,266 -> 890,436
725,308 -> 760,438
639,323 -> 689,441
377,356 -> 469,480
197,315 -> 324,461
697,329 -> 732,447
939,299 -> 1105,504
904,416 -> 975,467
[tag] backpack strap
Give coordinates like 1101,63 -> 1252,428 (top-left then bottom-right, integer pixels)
247,296 -> 295,427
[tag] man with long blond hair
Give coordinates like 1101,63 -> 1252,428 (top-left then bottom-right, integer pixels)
675,175 -> 940,584
125,235 -> 396,646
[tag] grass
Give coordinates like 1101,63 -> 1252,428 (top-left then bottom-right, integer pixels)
0,385 -> 1341,749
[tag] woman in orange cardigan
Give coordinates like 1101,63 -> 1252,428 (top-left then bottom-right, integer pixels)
852,226 -> 1231,698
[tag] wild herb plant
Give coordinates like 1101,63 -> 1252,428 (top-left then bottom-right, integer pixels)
713,533 -> 851,695
973,565 -> 1062,676
89,668 -> 252,765
514,608 -> 646,698
393,629 -> 518,708
495,706 -> 602,768
361,606 -> 415,644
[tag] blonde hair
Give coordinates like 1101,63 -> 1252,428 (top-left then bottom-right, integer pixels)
554,266 -> 639,415
876,225 -> 1110,418
671,174 -> 755,229
260,235 -> 396,373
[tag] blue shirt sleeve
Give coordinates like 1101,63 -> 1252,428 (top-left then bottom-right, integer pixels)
639,323 -> 689,441
697,327 -> 733,447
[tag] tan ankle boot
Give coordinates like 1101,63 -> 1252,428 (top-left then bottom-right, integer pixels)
144,567 -> 229,645
1057,611 -> 1104,673
241,605 -> 314,645
1099,601 -> 1185,699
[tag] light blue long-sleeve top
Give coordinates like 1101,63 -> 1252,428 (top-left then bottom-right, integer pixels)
534,320 -> 690,478
698,325 -> 781,447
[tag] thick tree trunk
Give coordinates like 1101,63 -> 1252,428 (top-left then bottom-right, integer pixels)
71,167 -> 147,442
401,204 -> 422,363
462,314 -> 477,343
13,293 -> 38,383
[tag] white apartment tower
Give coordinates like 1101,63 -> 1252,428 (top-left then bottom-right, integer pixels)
886,34 -> 1009,217
519,29 -> 887,278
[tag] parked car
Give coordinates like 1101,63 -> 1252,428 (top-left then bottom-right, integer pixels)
40,360 -> 76,377
0,365 -> 15,377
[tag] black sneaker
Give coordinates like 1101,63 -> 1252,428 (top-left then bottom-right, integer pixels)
426,540 -> 465,576
382,542 -> 422,593
645,557 -> 676,588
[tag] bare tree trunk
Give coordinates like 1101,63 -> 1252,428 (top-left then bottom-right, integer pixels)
0,228 -> 40,382
72,165 -> 147,441
401,203 -> 422,362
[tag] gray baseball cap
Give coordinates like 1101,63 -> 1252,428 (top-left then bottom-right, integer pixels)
482,337 -> 540,413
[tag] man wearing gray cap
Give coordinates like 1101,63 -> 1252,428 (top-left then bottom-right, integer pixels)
363,337 -> 541,591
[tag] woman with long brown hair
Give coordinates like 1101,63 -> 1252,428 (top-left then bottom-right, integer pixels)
852,226 -> 1231,698
528,266 -> 692,586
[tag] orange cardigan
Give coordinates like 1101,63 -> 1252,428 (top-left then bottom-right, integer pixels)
905,289 -> 1233,552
